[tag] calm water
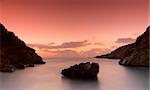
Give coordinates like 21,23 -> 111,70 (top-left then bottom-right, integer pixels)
0,58 -> 149,90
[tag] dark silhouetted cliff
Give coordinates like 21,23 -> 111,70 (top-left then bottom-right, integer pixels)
96,27 -> 149,67
0,24 -> 45,72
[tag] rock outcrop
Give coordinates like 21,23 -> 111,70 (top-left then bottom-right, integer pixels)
96,26 -> 149,67
0,24 -> 45,72
95,44 -> 133,59
61,62 -> 99,79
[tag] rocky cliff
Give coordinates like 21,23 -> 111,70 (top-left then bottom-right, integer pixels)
96,27 -> 149,67
0,24 -> 45,72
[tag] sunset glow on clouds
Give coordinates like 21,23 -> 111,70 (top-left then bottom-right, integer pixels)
27,40 -> 111,58
115,38 -> 136,44
1,0 -> 149,58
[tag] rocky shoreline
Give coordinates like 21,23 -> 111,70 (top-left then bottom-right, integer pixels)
96,26 -> 149,67
0,24 -> 45,72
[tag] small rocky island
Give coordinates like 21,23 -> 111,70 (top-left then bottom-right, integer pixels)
61,62 -> 99,79
0,24 -> 45,72
96,26 -> 149,67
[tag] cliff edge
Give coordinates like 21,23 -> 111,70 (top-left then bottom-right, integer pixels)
0,24 -> 45,72
96,27 -> 149,67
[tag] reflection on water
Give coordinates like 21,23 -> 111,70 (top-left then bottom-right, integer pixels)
122,67 -> 149,89
61,76 -> 100,90
0,58 -> 149,90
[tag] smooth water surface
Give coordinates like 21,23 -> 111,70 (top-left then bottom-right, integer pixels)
0,58 -> 149,90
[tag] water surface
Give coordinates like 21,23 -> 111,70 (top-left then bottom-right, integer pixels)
0,58 -> 149,90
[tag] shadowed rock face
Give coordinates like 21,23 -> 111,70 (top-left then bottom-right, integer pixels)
0,24 -> 45,72
61,62 -> 99,79
95,44 -> 133,59
96,26 -> 149,67
119,27 -> 149,67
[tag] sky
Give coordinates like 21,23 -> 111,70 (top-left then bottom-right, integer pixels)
0,0 -> 149,58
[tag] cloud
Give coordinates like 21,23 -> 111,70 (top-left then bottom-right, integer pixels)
111,45 -> 118,49
80,48 -> 111,57
115,38 -> 135,43
28,43 -> 49,49
28,40 -> 91,49
93,42 -> 105,46
53,50 -> 80,58
28,40 -> 110,58
36,49 -> 81,58
36,48 -> 112,58
53,40 -> 91,49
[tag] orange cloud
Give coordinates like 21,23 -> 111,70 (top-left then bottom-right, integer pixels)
115,38 -> 135,44
93,42 -> 105,46
31,48 -> 112,58
28,40 -> 91,49
28,40 -> 111,58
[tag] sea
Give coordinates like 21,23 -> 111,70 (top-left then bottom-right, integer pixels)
0,58 -> 149,90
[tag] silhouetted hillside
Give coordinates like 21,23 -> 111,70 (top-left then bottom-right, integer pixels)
0,24 -> 45,72
96,27 -> 149,67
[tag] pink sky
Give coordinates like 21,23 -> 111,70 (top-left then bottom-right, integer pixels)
1,0 -> 149,58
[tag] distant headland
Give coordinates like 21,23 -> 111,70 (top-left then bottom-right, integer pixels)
96,26 -> 149,67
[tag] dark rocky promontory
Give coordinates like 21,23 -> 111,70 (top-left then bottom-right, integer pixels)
96,27 -> 149,67
61,62 -> 99,79
0,24 -> 45,72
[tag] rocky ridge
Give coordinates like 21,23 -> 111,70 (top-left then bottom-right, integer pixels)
96,26 -> 149,67
0,24 -> 45,72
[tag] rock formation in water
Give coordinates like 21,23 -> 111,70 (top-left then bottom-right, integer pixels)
61,62 -> 99,79
96,26 -> 149,67
0,24 -> 45,72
